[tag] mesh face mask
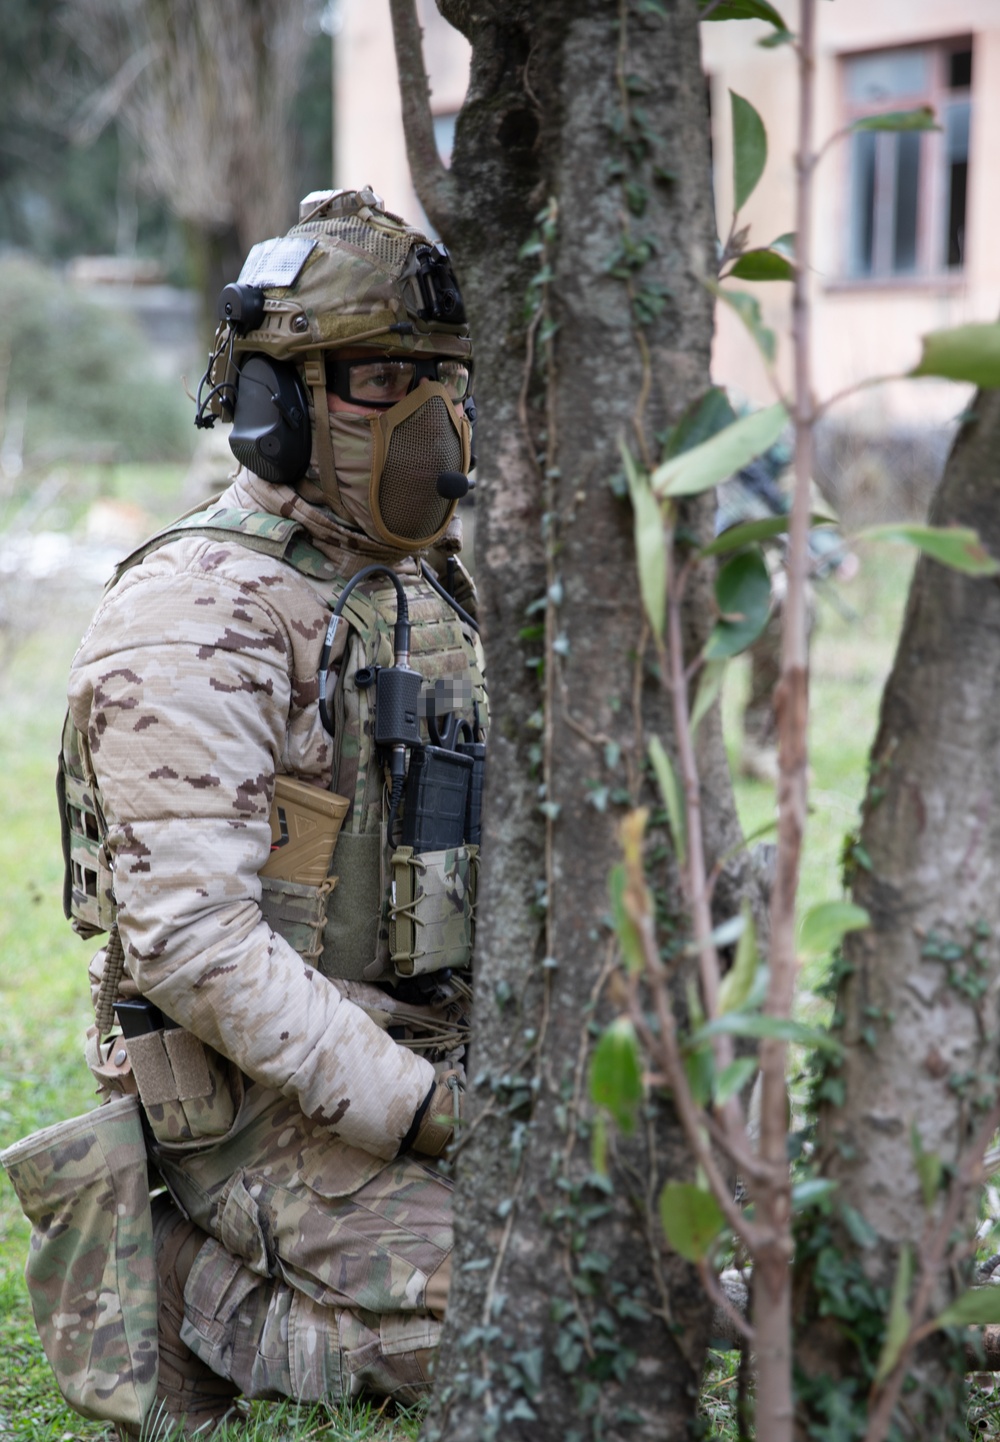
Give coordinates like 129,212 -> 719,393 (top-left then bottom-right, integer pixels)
321,381 -> 471,550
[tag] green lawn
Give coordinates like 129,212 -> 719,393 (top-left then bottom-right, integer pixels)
0,496 -> 914,1438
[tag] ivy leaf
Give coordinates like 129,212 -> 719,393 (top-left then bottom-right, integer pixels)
708,280 -> 777,363
791,1178 -> 837,1211
659,1181 -> 726,1261
621,441 -> 667,638
873,1244 -> 913,1385
850,106 -> 939,133
798,901 -> 870,960
589,1017 -> 643,1135
727,248 -> 795,282
935,1288 -> 1000,1329
689,656 -> 728,734
661,385 -> 738,462
719,901 -> 758,1014
705,547 -> 771,659
910,323 -> 1000,388
648,734 -> 687,866
731,91 -> 767,212
652,402 -> 789,498
859,523 -> 1000,577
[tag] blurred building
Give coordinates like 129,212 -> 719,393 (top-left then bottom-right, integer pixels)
703,0 -> 1000,432
334,0 -> 999,437
334,0 -> 468,226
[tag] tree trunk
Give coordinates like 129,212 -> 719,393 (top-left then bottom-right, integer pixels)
393,2 -> 756,1437
797,389 -> 1000,1439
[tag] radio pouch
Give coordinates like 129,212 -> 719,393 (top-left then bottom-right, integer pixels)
389,844 -> 478,976
0,1095 -> 157,1427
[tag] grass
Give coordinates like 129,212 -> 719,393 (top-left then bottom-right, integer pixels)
0,489 -> 916,1438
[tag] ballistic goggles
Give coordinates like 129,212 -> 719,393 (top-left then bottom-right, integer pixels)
326,356 -> 472,409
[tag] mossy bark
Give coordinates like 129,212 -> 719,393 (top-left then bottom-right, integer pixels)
396,2 -> 754,1437
797,390 -> 1000,1440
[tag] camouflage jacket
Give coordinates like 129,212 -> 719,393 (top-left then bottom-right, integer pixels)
66,472 -> 484,1161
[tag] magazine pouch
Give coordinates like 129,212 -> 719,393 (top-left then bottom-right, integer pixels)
0,1095 -> 157,1426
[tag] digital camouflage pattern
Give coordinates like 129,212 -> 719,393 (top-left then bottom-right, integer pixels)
65,469 -> 485,1159
0,1096 -> 157,1427
41,465 -> 483,1421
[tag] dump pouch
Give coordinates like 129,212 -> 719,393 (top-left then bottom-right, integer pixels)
0,1096 -> 157,1427
389,844 -> 478,976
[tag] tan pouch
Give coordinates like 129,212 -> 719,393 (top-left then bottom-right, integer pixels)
259,777 -> 349,885
124,1027 -> 240,1145
389,845 -> 478,977
260,874 -> 336,960
0,1096 -> 157,1427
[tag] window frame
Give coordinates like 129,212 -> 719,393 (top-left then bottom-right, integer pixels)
839,38 -> 972,284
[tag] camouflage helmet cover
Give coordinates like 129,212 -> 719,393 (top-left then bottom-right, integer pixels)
227,187 -> 472,365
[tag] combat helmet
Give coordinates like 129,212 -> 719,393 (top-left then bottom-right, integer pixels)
195,187 -> 473,552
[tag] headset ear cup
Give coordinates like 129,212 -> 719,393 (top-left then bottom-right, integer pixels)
228,355 -> 312,485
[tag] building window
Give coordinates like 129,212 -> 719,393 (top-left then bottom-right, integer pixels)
843,41 -> 972,279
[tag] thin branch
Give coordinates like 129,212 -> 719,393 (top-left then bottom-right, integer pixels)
388,0 -> 458,234
815,370 -> 909,420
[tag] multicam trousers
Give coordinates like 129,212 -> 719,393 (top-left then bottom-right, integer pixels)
152,1083 -> 453,1405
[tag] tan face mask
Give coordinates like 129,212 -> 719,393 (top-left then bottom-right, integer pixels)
321,382 -> 471,550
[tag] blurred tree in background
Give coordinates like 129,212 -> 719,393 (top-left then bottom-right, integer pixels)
0,0 -> 334,322
0,254 -> 193,469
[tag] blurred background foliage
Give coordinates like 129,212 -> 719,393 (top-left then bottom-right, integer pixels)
0,254 -> 192,465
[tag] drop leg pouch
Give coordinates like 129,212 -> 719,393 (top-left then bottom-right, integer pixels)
0,1094 -> 158,1426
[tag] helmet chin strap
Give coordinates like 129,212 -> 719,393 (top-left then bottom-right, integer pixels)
302,354 -> 344,514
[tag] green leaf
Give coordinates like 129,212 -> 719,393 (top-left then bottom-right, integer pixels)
621,441 -> 668,638
609,864 -> 644,974
715,1056 -> 758,1105
685,1042 -> 715,1108
935,1288 -> 1000,1329
694,1012 -> 844,1055
731,91 -> 767,212
590,1017 -> 643,1134
591,1110 -> 609,1175
690,656 -> 728,734
700,512 -> 836,558
705,547 -> 771,659
687,913 -> 746,954
701,0 -> 790,35
798,901 -> 870,960
727,248 -> 795,282
659,1182 -> 726,1261
874,1244 -> 913,1384
719,901 -> 757,1014
911,1122 -> 943,1209
770,231 -> 796,257
791,1178 -> 837,1210
708,281 -> 777,363
859,523 -> 1000,577
910,323 -> 1000,388
661,386 -> 738,463
851,106 -> 939,133
652,402 -> 789,498
648,735 -> 687,866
